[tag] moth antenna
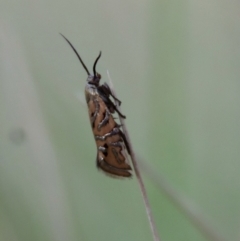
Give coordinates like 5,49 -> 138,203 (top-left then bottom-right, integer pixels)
93,51 -> 102,77
60,33 -> 90,75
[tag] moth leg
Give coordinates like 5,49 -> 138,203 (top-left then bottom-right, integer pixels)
111,103 -> 126,119
98,84 -> 126,118
99,83 -> 122,106
103,83 -> 122,105
101,95 -> 126,119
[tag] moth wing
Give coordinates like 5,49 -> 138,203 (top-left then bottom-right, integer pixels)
96,142 -> 132,178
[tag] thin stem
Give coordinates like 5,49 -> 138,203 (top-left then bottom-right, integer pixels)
107,71 -> 161,241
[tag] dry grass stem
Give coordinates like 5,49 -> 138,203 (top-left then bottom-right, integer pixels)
107,71 -> 161,241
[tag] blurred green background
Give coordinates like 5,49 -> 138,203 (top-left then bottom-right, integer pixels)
0,1 -> 239,241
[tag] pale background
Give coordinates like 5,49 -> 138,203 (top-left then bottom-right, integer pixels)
0,1 -> 239,241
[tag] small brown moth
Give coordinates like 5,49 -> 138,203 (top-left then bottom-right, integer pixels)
61,34 -> 132,177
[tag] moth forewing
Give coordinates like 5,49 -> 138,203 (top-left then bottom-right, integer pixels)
86,85 -> 132,177
61,34 -> 132,178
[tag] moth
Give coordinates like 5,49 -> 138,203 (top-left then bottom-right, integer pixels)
61,34 -> 132,177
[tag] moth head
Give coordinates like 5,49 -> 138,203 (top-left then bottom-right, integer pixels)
87,51 -> 102,86
87,73 -> 101,86
60,33 -> 102,86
